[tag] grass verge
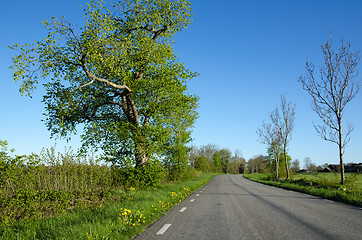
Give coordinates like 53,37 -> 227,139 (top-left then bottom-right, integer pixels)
243,173 -> 362,207
0,173 -> 219,240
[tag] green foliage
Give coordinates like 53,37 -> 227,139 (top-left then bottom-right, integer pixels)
265,145 -> 291,178
9,0 -> 198,167
0,173 -> 218,239
212,151 -> 221,172
167,167 -> 200,182
247,155 -> 267,174
277,153 -> 292,179
294,172 -> 362,191
219,148 -> 231,173
117,160 -> 166,188
244,173 -> 362,207
194,155 -> 209,173
190,145 -> 245,174
228,161 -> 244,174
0,143 -> 116,226
162,107 -> 198,173
0,140 -> 211,227
345,174 -> 359,191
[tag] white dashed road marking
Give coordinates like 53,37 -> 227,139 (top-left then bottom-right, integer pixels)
156,224 -> 171,235
190,199 -> 195,202
179,207 -> 187,212
196,194 -> 199,197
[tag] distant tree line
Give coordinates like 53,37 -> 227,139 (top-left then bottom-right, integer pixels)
245,147 -> 292,178
189,144 -> 246,174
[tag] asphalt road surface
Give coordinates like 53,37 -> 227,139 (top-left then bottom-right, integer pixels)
135,175 -> 362,240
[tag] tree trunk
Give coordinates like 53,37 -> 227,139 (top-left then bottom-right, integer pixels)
274,152 -> 279,180
121,92 -> 150,167
338,121 -> 345,185
135,140 -> 149,167
135,151 -> 149,167
284,147 -> 290,180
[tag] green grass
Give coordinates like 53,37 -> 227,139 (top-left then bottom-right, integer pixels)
293,172 -> 362,191
0,173 -> 219,240
243,173 -> 362,207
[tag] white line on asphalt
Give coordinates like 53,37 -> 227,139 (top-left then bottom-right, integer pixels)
156,224 -> 171,235
190,199 -> 195,202
179,207 -> 187,212
196,194 -> 199,196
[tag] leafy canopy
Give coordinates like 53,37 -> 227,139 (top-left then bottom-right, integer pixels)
9,0 -> 198,166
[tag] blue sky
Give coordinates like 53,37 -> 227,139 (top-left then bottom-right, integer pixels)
1,0 -> 362,167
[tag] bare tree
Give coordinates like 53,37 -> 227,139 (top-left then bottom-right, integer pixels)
290,159 -> 300,173
229,150 -> 246,174
189,145 -> 199,169
258,95 -> 295,179
299,36 -> 360,185
279,95 -> 296,180
247,155 -> 267,173
304,157 -> 317,173
257,119 -> 282,179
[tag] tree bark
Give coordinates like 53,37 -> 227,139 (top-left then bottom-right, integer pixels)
338,120 -> 345,185
135,140 -> 150,167
274,152 -> 279,180
120,90 -> 150,167
284,147 -> 290,180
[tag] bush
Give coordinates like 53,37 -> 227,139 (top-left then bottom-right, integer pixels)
167,167 -> 199,182
345,174 -> 359,191
118,160 -> 166,189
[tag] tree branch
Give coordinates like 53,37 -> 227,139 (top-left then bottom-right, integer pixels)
70,79 -> 95,92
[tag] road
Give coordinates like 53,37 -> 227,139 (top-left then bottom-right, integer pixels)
135,175 -> 362,240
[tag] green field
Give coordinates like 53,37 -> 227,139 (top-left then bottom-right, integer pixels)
243,173 -> 362,207
293,172 -> 362,191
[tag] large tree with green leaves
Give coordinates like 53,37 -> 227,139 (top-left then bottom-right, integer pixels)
163,101 -> 198,171
9,0 -> 198,167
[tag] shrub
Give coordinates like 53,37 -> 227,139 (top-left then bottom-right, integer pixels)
344,174 -> 359,191
167,167 -> 198,182
118,160 -> 166,189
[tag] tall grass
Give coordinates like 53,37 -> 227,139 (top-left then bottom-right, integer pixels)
0,143 -> 206,227
244,173 -> 362,207
293,172 -> 362,191
2,147 -> 112,193
0,146 -> 116,225
0,169 -> 218,239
